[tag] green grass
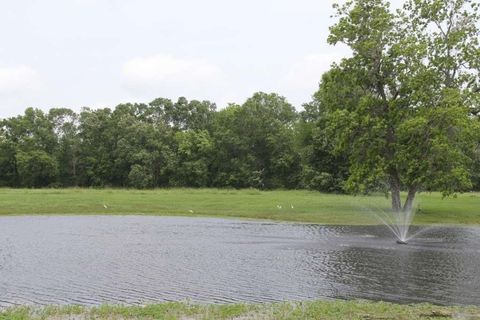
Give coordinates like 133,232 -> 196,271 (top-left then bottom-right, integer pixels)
0,188 -> 479,224
1,300 -> 480,320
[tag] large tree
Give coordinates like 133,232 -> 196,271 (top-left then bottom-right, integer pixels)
49,108 -> 80,186
0,108 -> 58,187
323,0 -> 480,212
297,99 -> 349,193
211,92 -> 301,189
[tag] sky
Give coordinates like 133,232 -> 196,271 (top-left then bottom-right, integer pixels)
0,0 -> 358,119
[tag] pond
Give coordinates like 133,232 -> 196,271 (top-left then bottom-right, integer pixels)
0,216 -> 479,307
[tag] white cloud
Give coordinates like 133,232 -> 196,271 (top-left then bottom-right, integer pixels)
122,54 -> 226,90
281,53 -> 344,92
0,65 -> 41,94
73,0 -> 99,5
270,52 -> 349,107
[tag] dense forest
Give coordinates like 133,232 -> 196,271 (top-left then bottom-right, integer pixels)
0,89 -> 478,192
0,92 -> 347,191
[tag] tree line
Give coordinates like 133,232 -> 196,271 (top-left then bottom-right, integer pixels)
0,93 -> 345,190
0,89 -> 478,192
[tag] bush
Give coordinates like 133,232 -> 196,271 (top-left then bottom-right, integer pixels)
302,167 -> 344,193
128,164 -> 153,189
16,150 -> 59,187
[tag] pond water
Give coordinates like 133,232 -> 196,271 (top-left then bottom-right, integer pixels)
0,216 -> 479,307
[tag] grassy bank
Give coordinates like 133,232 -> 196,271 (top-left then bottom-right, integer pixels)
2,300 -> 480,320
0,188 -> 479,225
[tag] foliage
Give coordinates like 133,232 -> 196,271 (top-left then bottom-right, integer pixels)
211,93 -> 301,189
297,100 -> 349,193
322,0 -> 480,211
0,94 -> 302,190
128,164 -> 153,189
172,130 -> 213,187
15,150 -> 58,187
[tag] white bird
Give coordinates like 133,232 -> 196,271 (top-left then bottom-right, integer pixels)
276,205 -> 282,209
103,204 -> 108,209
291,204 -> 294,209
188,210 -> 194,213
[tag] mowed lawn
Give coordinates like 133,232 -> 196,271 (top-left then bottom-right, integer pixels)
0,188 -> 479,225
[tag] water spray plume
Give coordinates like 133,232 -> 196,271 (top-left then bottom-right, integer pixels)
358,201 -> 424,245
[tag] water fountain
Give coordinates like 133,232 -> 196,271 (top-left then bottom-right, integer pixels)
374,208 -> 415,244
362,202 -> 428,245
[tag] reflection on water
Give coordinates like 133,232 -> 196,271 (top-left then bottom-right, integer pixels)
0,216 -> 479,307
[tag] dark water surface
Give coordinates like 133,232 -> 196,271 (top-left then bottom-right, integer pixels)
0,216 -> 479,307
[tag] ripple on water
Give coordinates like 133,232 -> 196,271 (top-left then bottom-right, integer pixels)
0,216 -> 479,307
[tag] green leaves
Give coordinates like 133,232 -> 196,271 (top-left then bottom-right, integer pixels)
16,150 -> 58,187
320,0 -> 480,209
173,130 -> 214,187
211,92 -> 301,189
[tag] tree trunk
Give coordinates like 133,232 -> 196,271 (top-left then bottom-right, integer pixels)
13,154 -> 19,187
389,173 -> 402,212
402,186 -> 417,213
72,156 -> 78,187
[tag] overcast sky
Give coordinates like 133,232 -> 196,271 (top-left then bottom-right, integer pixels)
0,0 -> 364,119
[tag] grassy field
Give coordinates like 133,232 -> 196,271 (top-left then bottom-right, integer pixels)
2,300 -> 480,320
0,188 -> 478,224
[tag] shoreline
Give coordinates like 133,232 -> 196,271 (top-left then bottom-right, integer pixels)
0,188 -> 479,225
1,213 -> 479,228
2,300 -> 480,320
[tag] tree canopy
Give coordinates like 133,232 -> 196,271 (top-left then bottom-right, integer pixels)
0,95 -> 304,190
322,0 -> 480,211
